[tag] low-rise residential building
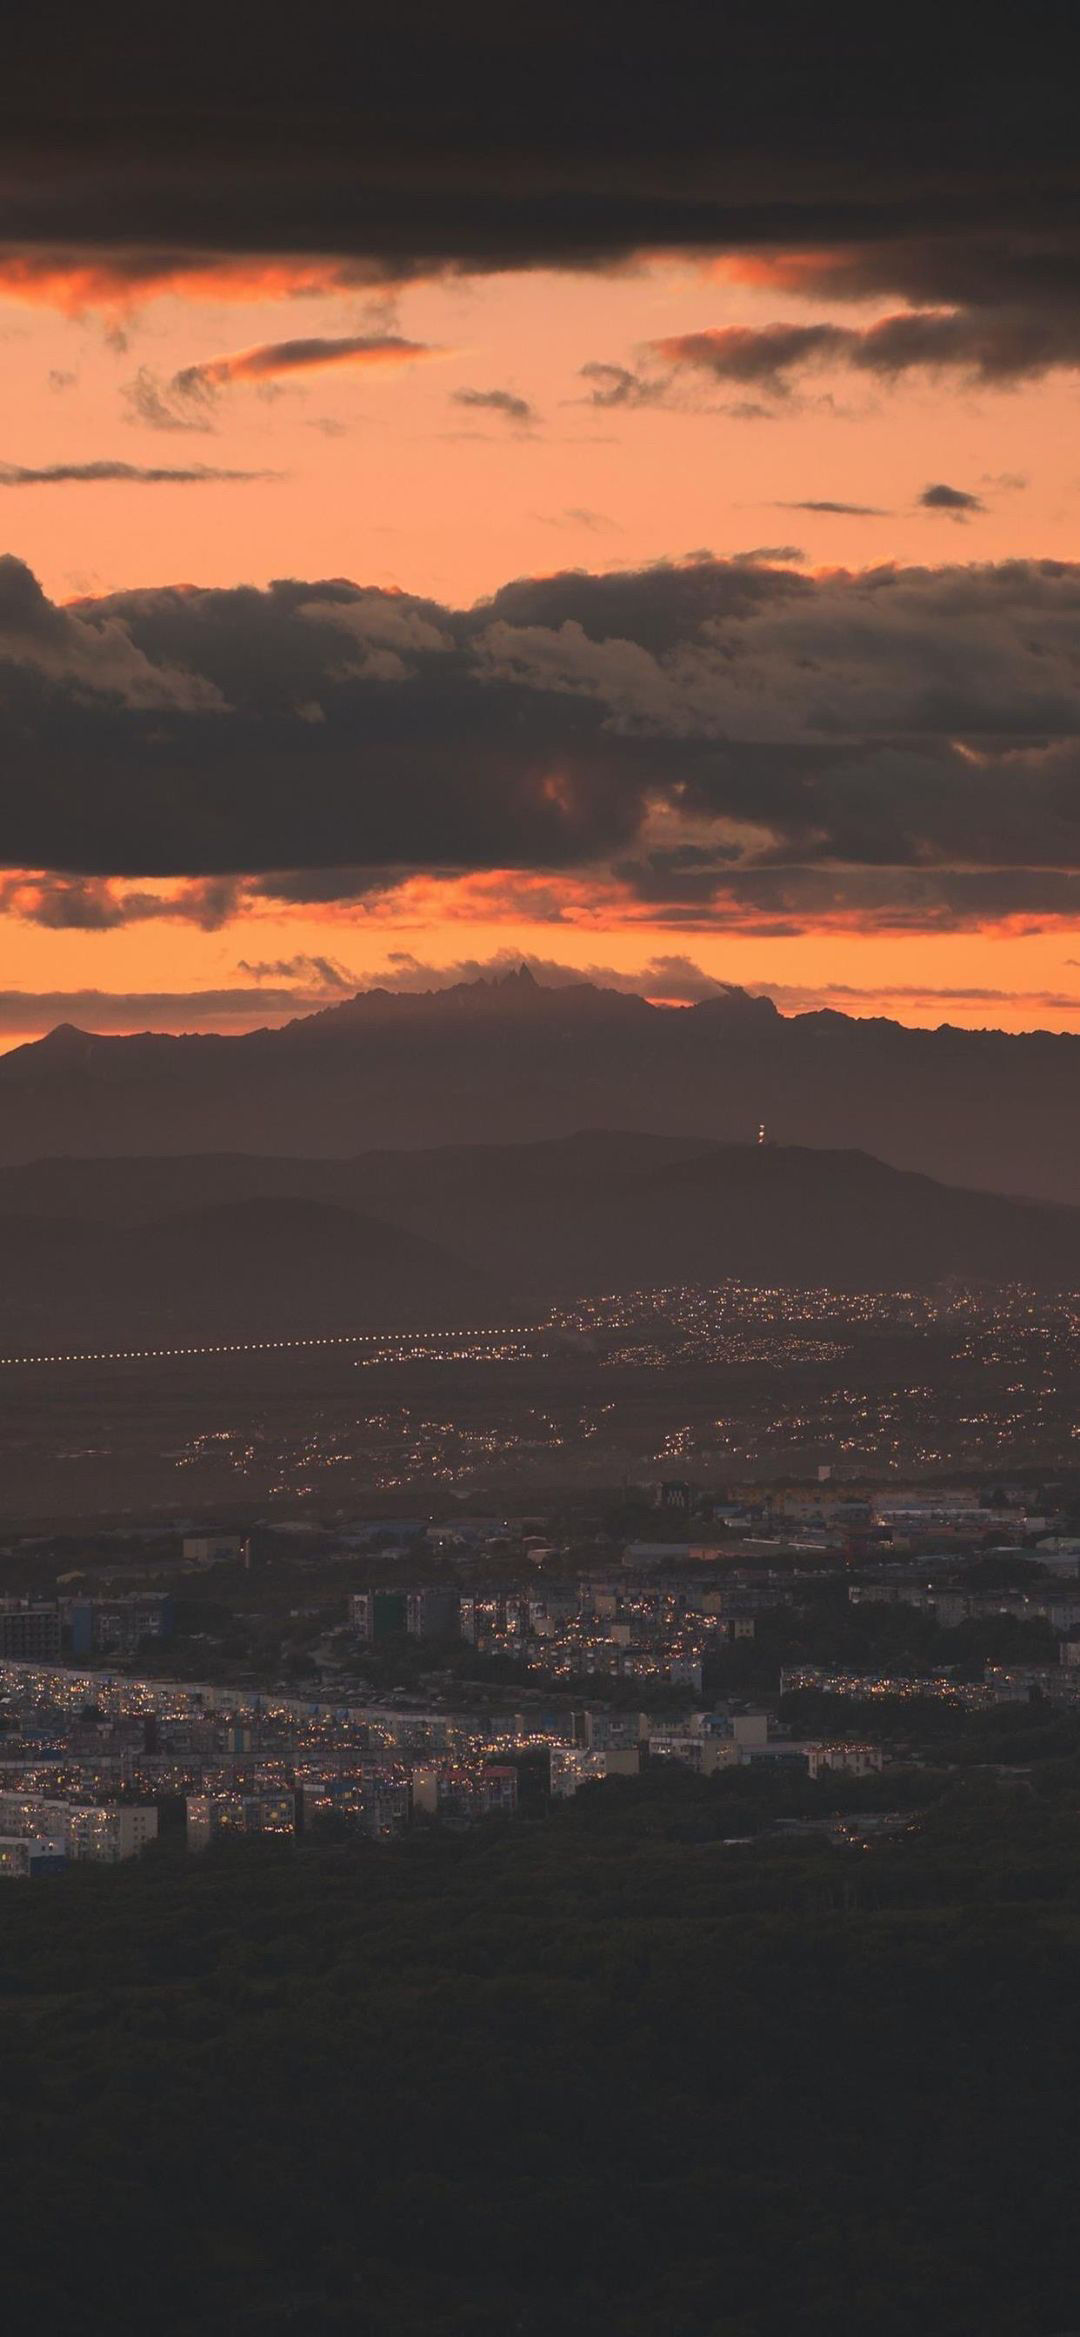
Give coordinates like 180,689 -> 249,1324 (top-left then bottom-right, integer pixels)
646,1731 -> 736,1775
807,1743 -> 885,1780
299,1771 -> 411,1838
550,1746 -> 641,1794
411,1764 -> 518,1823
186,1790 -> 296,1848
0,1791 -> 157,1862
0,1833 -> 67,1879
182,1534 -> 251,1568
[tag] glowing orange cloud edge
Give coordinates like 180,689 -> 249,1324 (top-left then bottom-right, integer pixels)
3,866 -> 1079,941
0,251 -> 401,317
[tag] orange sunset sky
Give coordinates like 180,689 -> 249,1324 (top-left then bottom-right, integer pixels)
2,240 -> 1080,1044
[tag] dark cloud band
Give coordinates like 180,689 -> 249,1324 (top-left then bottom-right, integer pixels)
1,4 -> 1078,307
653,303 -> 1080,390
1,549 -> 1079,930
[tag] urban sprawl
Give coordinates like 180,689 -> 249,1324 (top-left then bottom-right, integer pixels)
3,1464 -> 1080,1878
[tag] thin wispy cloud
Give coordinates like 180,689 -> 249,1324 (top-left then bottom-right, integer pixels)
123,366 -> 215,433
0,459 -> 277,486
176,334 -> 437,394
729,544 -> 805,565
451,387 -> 537,425
128,337 -> 441,430
539,507 -> 620,532
0,987 -> 321,1036
777,499 -> 890,516
577,361 -> 670,409
237,954 -> 357,993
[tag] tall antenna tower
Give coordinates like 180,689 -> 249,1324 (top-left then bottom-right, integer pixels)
757,1120 -> 767,1146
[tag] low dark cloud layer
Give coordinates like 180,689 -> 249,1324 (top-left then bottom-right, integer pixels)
0,873 -> 240,930
3,5 -> 1077,422
1,549 -> 1079,929
2,4 -> 1076,296
0,986 -> 320,1036
653,304 -> 1080,390
320,952 -> 1080,1018
363,949 -> 736,1002
655,324 -> 848,389
740,238 -> 1080,378
613,859 -> 1080,935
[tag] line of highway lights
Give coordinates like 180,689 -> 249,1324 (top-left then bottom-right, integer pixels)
0,1323 -> 545,1370
4,1284 -> 1076,1373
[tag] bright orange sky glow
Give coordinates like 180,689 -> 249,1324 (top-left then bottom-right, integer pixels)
2,254 -> 1078,1043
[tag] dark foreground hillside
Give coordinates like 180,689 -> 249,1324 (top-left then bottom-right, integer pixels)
3,1772 -> 1080,2335
0,1195 -> 499,1347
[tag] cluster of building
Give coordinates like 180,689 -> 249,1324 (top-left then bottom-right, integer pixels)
0,1592 -> 174,1662
0,1456 -> 1076,1883
849,1567 -> 1080,1629
185,1759 -> 520,1846
783,1653 -> 1080,1708
350,1576 -> 757,1694
0,1790 -> 158,1874
0,1638 -> 868,1876
634,1479 -> 1062,1561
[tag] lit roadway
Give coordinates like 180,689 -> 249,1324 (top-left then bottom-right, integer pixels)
0,1324 -> 545,1371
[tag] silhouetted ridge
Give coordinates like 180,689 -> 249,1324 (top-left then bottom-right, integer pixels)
1,978 -> 1078,1202
0,1135 -> 1075,1349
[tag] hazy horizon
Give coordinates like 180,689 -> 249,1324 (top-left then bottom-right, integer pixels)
4,954 -> 1080,1050
3,8 -> 1080,1043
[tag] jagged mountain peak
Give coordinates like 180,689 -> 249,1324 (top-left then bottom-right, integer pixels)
1,979 -> 1078,1203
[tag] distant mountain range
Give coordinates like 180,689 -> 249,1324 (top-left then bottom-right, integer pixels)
0,1132 -> 1076,1350
0,970 -> 1076,1204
